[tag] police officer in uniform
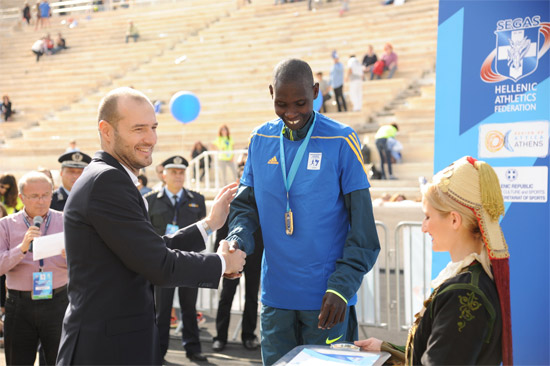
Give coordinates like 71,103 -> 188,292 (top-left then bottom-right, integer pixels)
144,155 -> 209,363
50,151 -> 92,211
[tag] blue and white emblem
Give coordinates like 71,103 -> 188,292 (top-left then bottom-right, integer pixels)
495,26 -> 540,81
307,153 -> 322,170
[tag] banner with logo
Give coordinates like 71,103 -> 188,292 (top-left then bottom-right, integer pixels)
435,1 -> 549,364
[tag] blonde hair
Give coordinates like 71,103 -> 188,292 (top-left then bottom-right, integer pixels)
423,182 -> 481,239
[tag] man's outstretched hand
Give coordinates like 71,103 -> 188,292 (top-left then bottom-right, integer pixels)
205,182 -> 238,231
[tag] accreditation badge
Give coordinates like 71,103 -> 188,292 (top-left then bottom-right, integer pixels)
32,271 -> 53,300
165,223 -> 179,235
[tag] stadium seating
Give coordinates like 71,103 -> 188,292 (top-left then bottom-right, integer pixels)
0,0 -> 438,199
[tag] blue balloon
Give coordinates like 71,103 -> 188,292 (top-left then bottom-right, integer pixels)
313,92 -> 323,112
169,91 -> 201,123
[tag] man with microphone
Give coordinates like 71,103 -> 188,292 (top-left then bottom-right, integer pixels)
0,171 -> 67,365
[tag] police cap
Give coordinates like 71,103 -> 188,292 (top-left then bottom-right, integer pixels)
161,155 -> 188,170
58,151 -> 92,169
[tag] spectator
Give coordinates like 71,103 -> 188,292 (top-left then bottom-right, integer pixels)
339,0 -> 349,16
355,156 -> 512,366
0,171 -> 68,366
153,100 -> 162,114
226,58 -> 380,365
34,1 -> 41,31
236,146 -> 248,175
372,192 -> 391,206
213,125 -> 237,186
362,45 -> 378,76
212,221 -> 263,352
50,151 -> 92,211
92,0 -> 105,12
44,33 -> 54,53
371,43 -> 398,79
31,37 -> 46,62
361,136 -> 371,164
329,51 -> 347,112
346,55 -> 363,111
315,71 -> 331,113
52,33 -> 68,54
191,141 -> 209,182
2,95 -> 13,122
375,123 -> 398,180
145,156 -> 209,363
22,2 -> 31,25
38,0 -> 51,29
387,136 -> 403,164
65,139 -> 79,153
125,20 -> 139,43
137,174 -> 152,196
388,192 -> 406,202
0,174 -> 24,215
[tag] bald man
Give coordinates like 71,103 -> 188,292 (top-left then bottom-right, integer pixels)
57,87 -> 246,365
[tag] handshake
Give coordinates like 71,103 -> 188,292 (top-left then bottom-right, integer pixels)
216,240 -> 246,279
205,182 -> 247,279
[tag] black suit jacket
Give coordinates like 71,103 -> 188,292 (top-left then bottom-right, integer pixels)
57,151 -> 222,365
50,187 -> 69,211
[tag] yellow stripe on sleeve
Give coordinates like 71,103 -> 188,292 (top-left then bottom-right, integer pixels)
255,133 -> 280,139
344,136 -> 369,178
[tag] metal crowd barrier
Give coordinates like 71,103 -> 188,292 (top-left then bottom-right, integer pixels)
395,221 -> 432,330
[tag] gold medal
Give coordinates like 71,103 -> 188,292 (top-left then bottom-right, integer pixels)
285,210 -> 294,235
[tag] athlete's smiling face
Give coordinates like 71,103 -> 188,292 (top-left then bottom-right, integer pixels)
270,79 -> 319,131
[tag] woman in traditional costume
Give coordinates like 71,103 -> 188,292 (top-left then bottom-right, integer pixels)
356,156 -> 513,365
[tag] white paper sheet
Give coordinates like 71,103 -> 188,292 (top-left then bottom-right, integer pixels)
32,232 -> 65,261
287,348 -> 380,366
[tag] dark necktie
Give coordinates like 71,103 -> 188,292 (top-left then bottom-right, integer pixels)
173,195 -> 178,208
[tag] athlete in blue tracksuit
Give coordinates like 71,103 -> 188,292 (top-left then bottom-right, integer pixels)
226,59 -> 380,365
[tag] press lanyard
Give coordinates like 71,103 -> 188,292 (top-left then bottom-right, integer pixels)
279,112 -> 317,234
23,214 -> 51,270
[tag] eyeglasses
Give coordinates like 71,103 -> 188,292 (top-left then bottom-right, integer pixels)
22,193 -> 52,202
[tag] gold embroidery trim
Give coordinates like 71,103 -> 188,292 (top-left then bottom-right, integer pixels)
457,291 -> 482,332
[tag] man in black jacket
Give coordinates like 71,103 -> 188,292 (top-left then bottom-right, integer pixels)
57,87 -> 246,365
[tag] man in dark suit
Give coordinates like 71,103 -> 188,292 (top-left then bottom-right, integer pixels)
50,151 -> 92,211
145,155 -> 209,363
56,87 -> 246,365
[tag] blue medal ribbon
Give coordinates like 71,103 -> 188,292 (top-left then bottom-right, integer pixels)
279,111 -> 317,215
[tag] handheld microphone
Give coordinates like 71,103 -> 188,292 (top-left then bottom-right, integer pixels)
33,216 -> 43,228
29,216 -> 43,253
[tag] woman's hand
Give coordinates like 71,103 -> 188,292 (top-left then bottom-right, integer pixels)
354,338 -> 383,352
